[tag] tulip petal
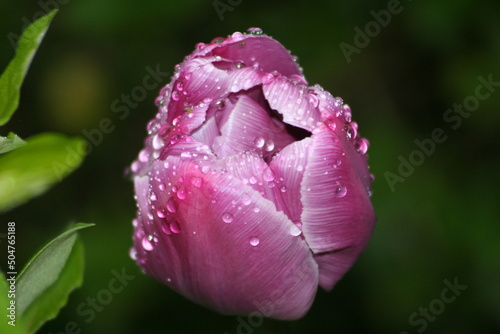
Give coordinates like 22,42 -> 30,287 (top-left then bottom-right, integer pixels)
263,77 -> 322,131
300,124 -> 375,289
269,137 -> 313,225
133,156 -> 318,319
212,36 -> 302,79
213,95 -> 294,158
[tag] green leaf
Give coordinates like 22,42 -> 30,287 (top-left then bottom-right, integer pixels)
0,10 -> 57,126
17,223 -> 94,334
0,132 -> 26,154
0,132 -> 86,213
0,271 -> 26,334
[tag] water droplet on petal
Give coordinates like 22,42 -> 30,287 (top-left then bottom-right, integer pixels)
249,236 -> 260,246
222,212 -> 234,223
280,185 -> 287,193
263,167 -> 275,182
262,73 -> 275,84
247,27 -> 263,35
142,236 -> 154,251
249,176 -> 257,184
325,119 -> 337,131
254,137 -> 265,148
156,209 -> 165,218
161,221 -> 172,235
335,183 -> 347,198
308,94 -> 319,107
177,186 -> 187,200
159,183 -> 166,192
196,42 -> 206,51
265,140 -> 275,152
176,81 -> 184,91
172,90 -> 180,101
241,193 -> 251,205
166,198 -> 177,213
129,247 -> 137,260
333,158 -> 342,168
290,224 -> 302,236
191,176 -> 202,188
152,134 -> 165,150
216,99 -> 226,110
170,221 -> 181,234
253,207 -> 260,213
139,149 -> 149,162
357,138 -> 370,154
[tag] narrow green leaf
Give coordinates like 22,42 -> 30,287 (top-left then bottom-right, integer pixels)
0,271 -> 26,334
0,10 -> 57,126
0,132 -> 86,213
20,237 -> 85,334
0,132 -> 26,154
17,223 -> 93,333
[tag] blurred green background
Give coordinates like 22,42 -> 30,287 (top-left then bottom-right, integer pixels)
1,0 -> 499,333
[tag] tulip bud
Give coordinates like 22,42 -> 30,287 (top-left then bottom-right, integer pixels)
130,28 -> 375,320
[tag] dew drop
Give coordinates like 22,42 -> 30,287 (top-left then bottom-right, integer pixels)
150,192 -> 157,201
265,140 -> 275,152
357,138 -> 370,154
249,236 -> 260,246
152,134 -> 165,150
249,176 -> 257,184
161,221 -> 172,235
308,94 -> 319,107
290,224 -> 302,237
177,186 -> 187,200
196,42 -> 206,51
262,73 -> 275,84
247,27 -> 263,35
129,247 -> 137,260
263,167 -> 276,182
280,185 -> 287,193
335,183 -> 347,198
216,99 -> 226,110
156,209 -> 165,218
253,207 -> 260,213
166,198 -> 177,213
170,221 -> 181,234
142,236 -> 154,251
333,158 -> 342,168
222,212 -> 234,223
191,176 -> 202,188
172,91 -> 180,101
254,137 -> 265,148
242,195 -> 252,206
131,161 -> 140,173
325,119 -> 337,131
159,183 -> 166,192
176,81 -> 184,91
138,149 -> 149,162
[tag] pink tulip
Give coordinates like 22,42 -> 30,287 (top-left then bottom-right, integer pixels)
129,28 -> 375,320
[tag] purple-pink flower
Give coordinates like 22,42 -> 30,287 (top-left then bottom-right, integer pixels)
130,28 -> 375,320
